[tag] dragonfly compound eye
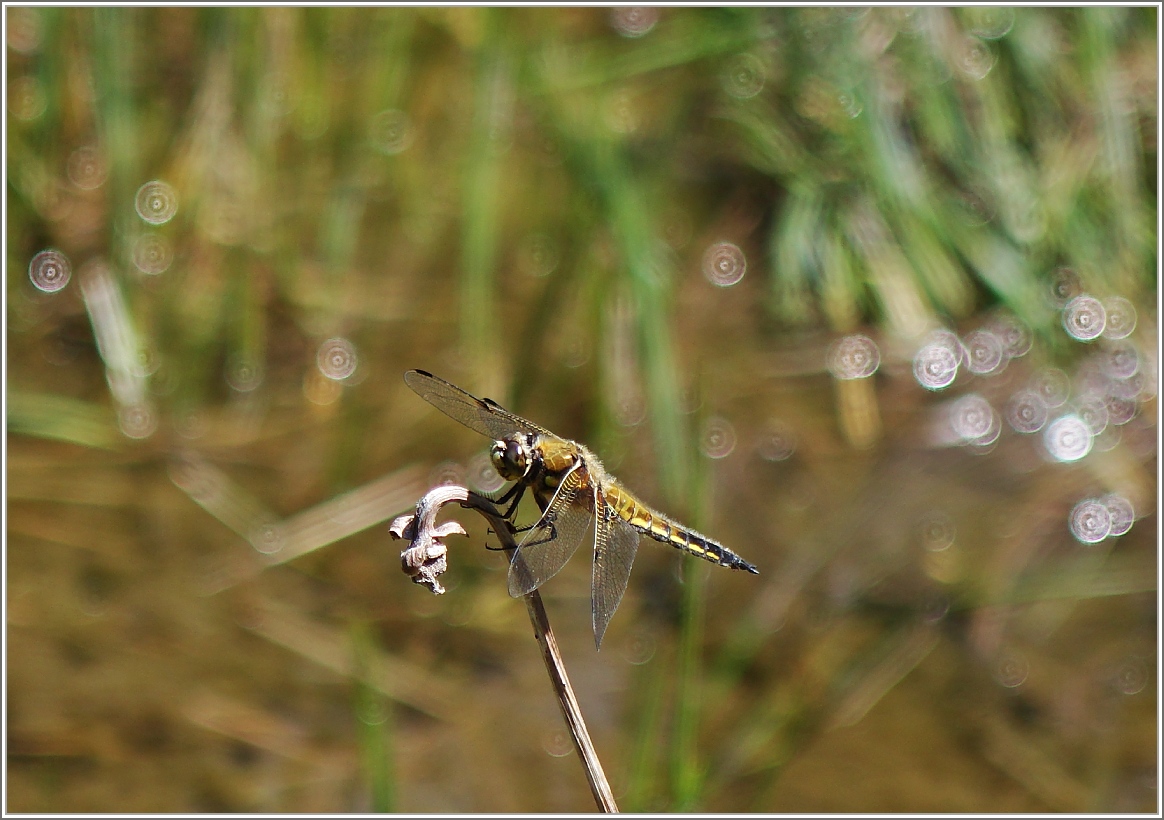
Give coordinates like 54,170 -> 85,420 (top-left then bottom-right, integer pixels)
491,438 -> 529,481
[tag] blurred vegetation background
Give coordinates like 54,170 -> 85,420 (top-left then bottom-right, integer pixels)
5,6 -> 1157,813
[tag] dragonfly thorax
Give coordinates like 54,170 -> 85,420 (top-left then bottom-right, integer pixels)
490,435 -> 533,481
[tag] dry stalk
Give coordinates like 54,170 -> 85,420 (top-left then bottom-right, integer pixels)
391,485 -> 619,813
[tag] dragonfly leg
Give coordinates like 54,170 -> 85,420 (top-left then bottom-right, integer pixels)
461,490 -> 523,552
514,517 -> 558,547
478,479 -> 522,507
500,484 -> 528,520
512,483 -> 566,545
483,516 -> 525,552
470,482 -> 527,523
482,481 -> 526,521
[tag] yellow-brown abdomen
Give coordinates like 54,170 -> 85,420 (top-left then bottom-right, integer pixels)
602,484 -> 757,573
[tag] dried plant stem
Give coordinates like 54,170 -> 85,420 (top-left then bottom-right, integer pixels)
467,496 -> 619,813
523,587 -> 619,811
395,488 -> 618,812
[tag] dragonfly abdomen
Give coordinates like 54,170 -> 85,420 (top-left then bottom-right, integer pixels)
603,485 -> 757,573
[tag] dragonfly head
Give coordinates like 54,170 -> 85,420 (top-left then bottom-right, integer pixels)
490,435 -> 531,481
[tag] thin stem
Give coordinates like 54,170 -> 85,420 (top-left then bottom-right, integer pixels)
395,487 -> 618,812
463,493 -> 619,813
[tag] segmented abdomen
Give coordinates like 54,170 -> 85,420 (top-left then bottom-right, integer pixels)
602,484 -> 756,573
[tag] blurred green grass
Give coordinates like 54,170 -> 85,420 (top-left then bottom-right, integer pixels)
6,6 -> 1157,813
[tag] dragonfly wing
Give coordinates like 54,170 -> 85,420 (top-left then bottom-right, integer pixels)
404,369 -> 553,441
591,502 -> 640,650
507,462 -> 593,597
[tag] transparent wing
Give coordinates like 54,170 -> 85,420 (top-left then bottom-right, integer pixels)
404,369 -> 553,441
507,463 -> 593,598
591,503 -> 640,650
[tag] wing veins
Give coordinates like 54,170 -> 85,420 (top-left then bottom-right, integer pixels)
591,500 -> 640,649
507,462 -> 592,598
404,369 -> 553,441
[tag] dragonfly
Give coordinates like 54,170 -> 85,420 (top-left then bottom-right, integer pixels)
404,369 -> 758,648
